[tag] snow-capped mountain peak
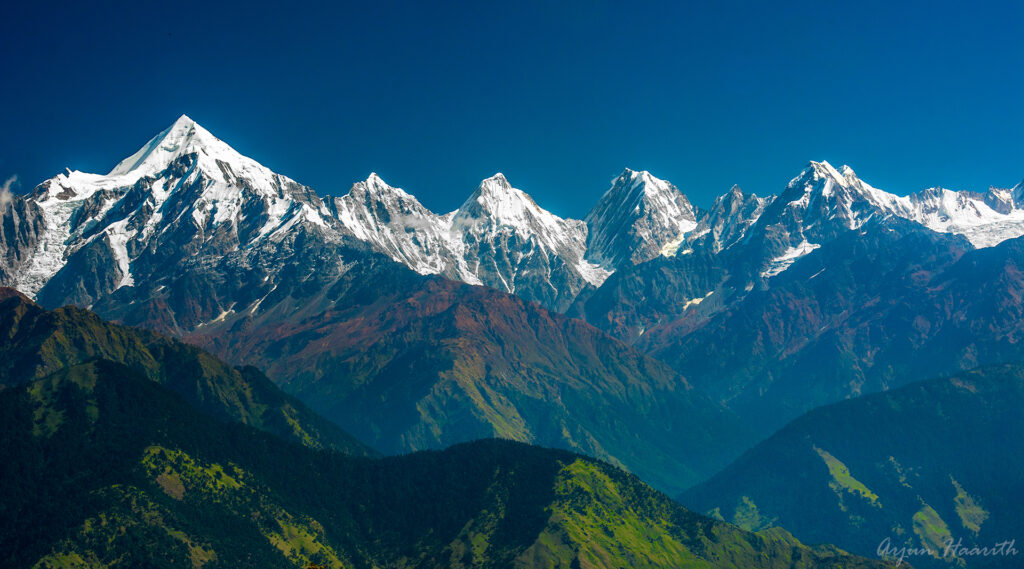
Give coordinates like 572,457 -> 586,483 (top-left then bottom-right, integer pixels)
682,184 -> 770,254
481,172 -> 511,190
8,115 -> 1024,317
784,160 -> 850,194
349,172 -> 418,202
775,160 -> 911,230
331,173 -> 452,272
755,161 -> 1024,268
613,168 -> 682,203
458,173 -> 547,222
8,116 -> 332,302
455,174 -> 587,253
110,115 -> 216,177
449,174 -> 606,300
585,168 -> 698,269
328,171 -> 609,307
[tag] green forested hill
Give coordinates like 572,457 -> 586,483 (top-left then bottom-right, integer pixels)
0,287 -> 373,455
2,358 -> 894,569
682,363 -> 1024,568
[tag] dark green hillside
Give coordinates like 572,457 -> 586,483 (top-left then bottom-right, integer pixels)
0,287 -> 373,455
682,363 -> 1024,568
1,358 -> 893,569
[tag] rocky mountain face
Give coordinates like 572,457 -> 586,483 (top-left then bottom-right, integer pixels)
636,221 -> 962,427
331,172 -> 607,311
681,363 -> 1024,568
685,184 -> 770,254
636,218 -> 1024,435
584,168 -> 698,268
0,197 -> 45,287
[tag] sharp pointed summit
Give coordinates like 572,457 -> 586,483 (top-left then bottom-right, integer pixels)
585,168 -> 697,269
108,115 -> 223,178
459,173 -> 550,223
350,172 -> 414,200
7,115 -> 332,303
482,172 -> 511,187
684,184 -> 770,254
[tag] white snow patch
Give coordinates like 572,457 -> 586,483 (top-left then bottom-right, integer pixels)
104,219 -> 137,289
575,259 -> 614,287
761,240 -> 821,278
659,226 -> 697,257
683,290 -> 714,309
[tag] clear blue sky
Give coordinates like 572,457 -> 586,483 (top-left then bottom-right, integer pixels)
2,0 -> 1021,215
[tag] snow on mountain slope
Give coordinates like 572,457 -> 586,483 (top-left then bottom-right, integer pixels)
452,173 -> 603,289
4,116 -> 617,313
760,240 -> 821,278
9,115 -> 334,302
898,183 -> 1024,247
585,169 -> 698,269
770,161 -> 899,230
775,162 -> 1024,249
4,116 -> 1022,317
331,172 -> 609,310
329,173 -> 472,280
681,185 -> 770,255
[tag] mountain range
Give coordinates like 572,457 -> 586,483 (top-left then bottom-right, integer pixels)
4,118 -> 1023,428
5,116 -> 1023,314
2,115 -> 1022,567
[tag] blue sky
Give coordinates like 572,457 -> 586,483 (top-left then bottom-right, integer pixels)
2,0 -> 1021,215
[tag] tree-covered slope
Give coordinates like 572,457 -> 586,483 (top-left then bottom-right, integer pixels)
0,287 -> 373,455
179,259 -> 750,495
681,363 -> 1024,568
2,359 -> 894,569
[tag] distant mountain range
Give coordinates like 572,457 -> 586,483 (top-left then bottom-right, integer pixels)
4,116 -> 1023,312
4,114 -> 1024,466
2,115 -> 1022,567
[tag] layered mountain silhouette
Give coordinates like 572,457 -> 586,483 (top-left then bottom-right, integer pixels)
2,116 -> 1023,556
682,363 -> 1024,568
0,297 -> 894,569
0,287 -> 373,455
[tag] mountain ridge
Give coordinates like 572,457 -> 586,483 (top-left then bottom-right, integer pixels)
6,117 -> 1022,314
